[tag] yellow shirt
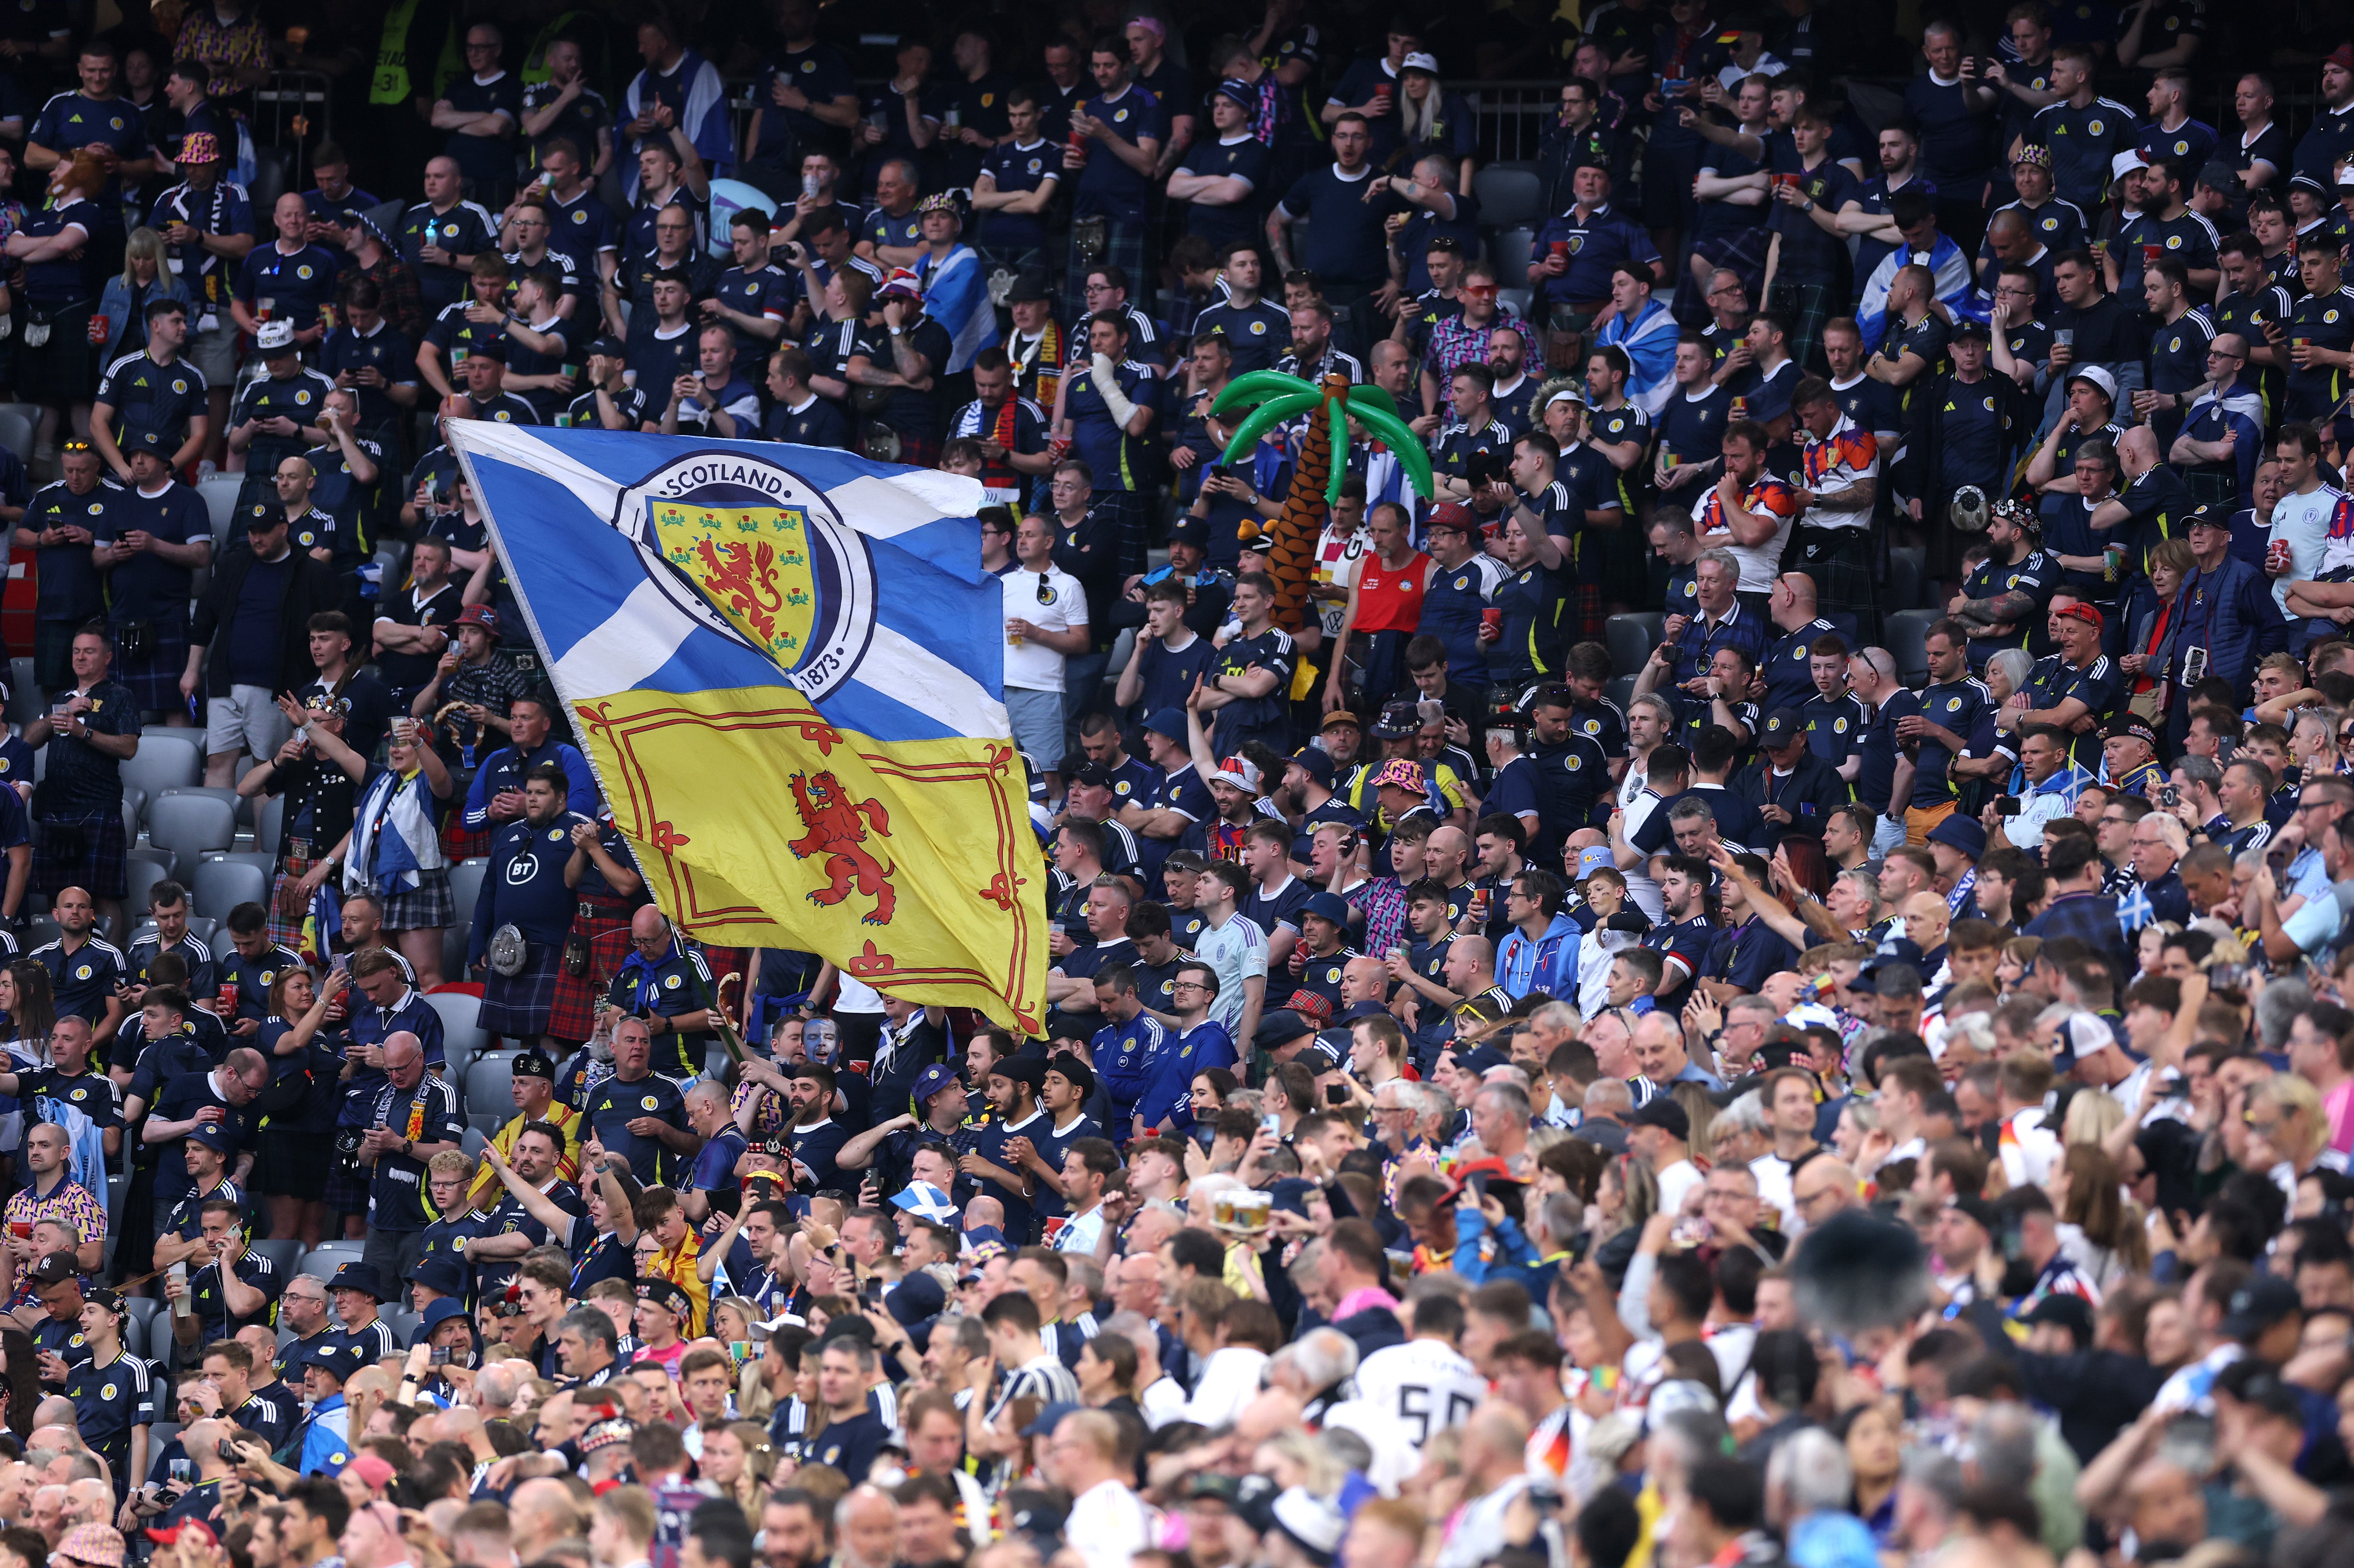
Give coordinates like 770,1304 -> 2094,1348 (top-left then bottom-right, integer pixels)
653,1234 -> 712,1338
465,1102 -> 585,1210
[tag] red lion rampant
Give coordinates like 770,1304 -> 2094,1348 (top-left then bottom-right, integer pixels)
787,769 -> 896,925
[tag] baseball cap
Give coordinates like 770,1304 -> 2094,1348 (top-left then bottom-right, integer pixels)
1067,760 -> 1115,789
2066,364 -> 2119,402
1401,50 -> 1440,73
2048,1011 -> 2117,1069
1628,1098 -> 1690,1139
1019,1400 -> 1084,1437
1426,500 -> 1478,534
2053,599 -> 2105,631
1288,747 -> 1335,788
1254,1009 -> 1319,1051
27,1252 -> 82,1289
635,1276 -> 692,1318
1320,708 -> 1362,732
1946,1193 -> 2000,1236
186,1122 -> 234,1152
2198,161 -> 2240,192
585,335 -> 626,360
1950,316 -> 1991,341
255,320 -> 298,353
1758,707 -> 1806,746
2222,1272 -> 2303,1340
1166,515 -> 1208,548
462,336 -> 507,363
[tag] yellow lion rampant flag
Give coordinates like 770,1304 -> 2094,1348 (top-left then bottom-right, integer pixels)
445,423 -> 1046,1034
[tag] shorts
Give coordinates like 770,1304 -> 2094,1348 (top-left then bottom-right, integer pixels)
1906,800 -> 1957,846
1005,686 -> 1066,771
205,684 -> 293,758
185,316 -> 238,387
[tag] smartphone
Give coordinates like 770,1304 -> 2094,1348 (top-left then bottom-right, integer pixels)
1993,796 -> 2021,815
2161,784 -> 2180,808
429,1346 -> 451,1365
1260,1111 -> 1282,1137
1327,1082 -> 1352,1105
217,1441 -> 241,1462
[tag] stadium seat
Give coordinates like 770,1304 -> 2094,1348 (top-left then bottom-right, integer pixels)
1472,163 -> 1542,231
1497,287 -> 1531,323
7,657 -> 38,724
127,1294 -> 164,1346
382,1307 -> 420,1346
1884,609 -> 1940,686
0,409 -> 31,466
124,1310 -> 146,1359
146,791 -> 237,877
427,989 -> 489,1066
199,476 -> 243,543
104,1171 -> 128,1267
191,857 -> 269,921
1490,227 -> 1535,288
24,916 -> 59,948
257,794 -> 286,857
460,1126 -> 489,1163
447,860 -> 487,920
120,738 -> 203,805
250,1238 -> 303,1279
125,856 -> 176,919
465,1053 -> 513,1119
296,1252 -> 348,1283
310,1238 -> 364,1257
147,1419 -> 179,1457
1604,674 -> 1638,712
1604,613 -> 1664,680
1886,547 -> 1926,612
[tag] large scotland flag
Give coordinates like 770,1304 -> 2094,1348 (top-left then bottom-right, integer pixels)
444,423 -> 1047,1032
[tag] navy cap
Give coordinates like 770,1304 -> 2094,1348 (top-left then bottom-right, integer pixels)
1045,1052 -> 1097,1097
186,1123 -> 235,1153
887,1271 -> 946,1326
1302,890 -> 1352,928
1143,708 -> 1188,742
1020,1400 -> 1084,1437
1211,78 -> 1258,112
2222,1273 -> 2303,1340
461,336 -> 507,363
1758,707 -> 1806,745
1288,748 -> 1335,788
296,1342 -> 352,1379
1254,1009 -> 1318,1050
1745,378 -> 1794,422
1950,316 -> 1992,341
585,335 -> 626,360
1167,515 -> 1209,547
1629,1097 -> 1690,1139
327,1262 -> 394,1301
912,1062 -> 962,1104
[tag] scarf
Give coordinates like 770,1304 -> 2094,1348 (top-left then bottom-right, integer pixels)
345,767 -> 444,897
614,940 -> 680,1012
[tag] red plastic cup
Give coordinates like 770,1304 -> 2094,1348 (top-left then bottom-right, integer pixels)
1481,608 -> 1504,637
2142,243 -> 2164,268
1549,240 -> 1569,260
216,981 -> 240,1016
1065,128 -> 1088,168
86,313 -> 108,345
1374,83 -> 1393,108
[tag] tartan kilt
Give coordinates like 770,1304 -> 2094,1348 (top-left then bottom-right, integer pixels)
480,939 -> 565,1039
34,806 -> 127,899
265,867 -> 309,948
323,1143 -> 370,1214
441,820 -> 492,861
1784,526 -> 1880,642
382,867 -> 455,932
107,613 -> 190,715
34,619 -> 82,696
1572,582 -> 1604,645
548,894 -> 638,1045
1769,279 -> 1839,374
2185,466 -> 2240,514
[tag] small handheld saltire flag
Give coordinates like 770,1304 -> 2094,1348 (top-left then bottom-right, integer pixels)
443,423 -> 1047,1033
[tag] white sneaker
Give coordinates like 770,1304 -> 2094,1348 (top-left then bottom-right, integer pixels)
196,460 -> 217,483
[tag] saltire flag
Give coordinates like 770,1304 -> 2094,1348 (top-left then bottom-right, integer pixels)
442,423 -> 1047,1033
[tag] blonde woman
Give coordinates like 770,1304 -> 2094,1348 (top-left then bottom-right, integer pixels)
97,226 -> 192,365
2048,1144 -> 2147,1292
2247,1074 -> 2333,1206
699,1420 -> 776,1525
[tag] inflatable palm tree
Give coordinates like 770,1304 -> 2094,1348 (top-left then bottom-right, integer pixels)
1211,370 -> 1434,630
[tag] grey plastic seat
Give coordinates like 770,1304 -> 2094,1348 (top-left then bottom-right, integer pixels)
1605,613 -> 1665,680
191,857 -> 269,921
146,791 -> 237,877
1884,609 -> 1941,687
1473,163 -> 1542,230
427,989 -> 489,1065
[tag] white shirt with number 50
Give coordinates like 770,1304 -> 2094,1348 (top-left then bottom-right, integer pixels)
1353,1335 -> 1487,1445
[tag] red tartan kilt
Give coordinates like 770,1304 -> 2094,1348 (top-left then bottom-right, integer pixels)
548,900 -> 637,1045
442,822 -> 493,861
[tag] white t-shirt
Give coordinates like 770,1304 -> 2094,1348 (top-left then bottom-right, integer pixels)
1003,564 -> 1088,692
1193,912 -> 1268,1033
1354,1337 -> 1488,1445
1067,1479 -> 1156,1568
1313,521 -> 1370,638
2271,484 -> 2346,612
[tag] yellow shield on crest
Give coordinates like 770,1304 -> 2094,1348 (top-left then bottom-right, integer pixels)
651,502 -> 821,666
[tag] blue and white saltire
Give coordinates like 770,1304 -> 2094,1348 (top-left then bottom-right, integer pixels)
1858,233 -> 1983,354
618,49 -> 734,200
1597,297 -> 1678,417
919,244 -> 1001,374
344,771 -> 445,898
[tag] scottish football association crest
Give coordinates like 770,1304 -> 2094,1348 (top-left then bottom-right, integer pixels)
609,451 -> 878,701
